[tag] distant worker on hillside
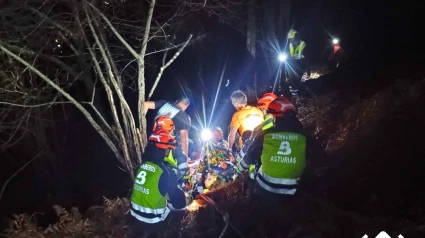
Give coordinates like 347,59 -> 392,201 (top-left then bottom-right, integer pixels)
129,116 -> 192,238
286,29 -> 311,97
327,38 -> 346,72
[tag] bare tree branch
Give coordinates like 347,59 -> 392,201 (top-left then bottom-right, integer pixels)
85,1 -> 140,59
26,6 -> 76,37
3,43 -> 79,78
84,4 -> 141,168
0,101 -> 71,108
138,0 -> 157,149
148,34 -> 192,99
0,42 -> 125,170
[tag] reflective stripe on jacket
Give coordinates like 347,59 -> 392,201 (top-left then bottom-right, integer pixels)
289,41 -> 306,59
130,161 -> 169,223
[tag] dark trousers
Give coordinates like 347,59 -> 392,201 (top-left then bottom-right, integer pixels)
240,181 -> 294,237
286,59 -> 307,97
129,211 -> 185,238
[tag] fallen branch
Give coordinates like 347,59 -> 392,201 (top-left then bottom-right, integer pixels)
148,34 -> 193,99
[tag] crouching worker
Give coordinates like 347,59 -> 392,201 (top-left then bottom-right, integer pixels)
236,98 -> 307,236
235,93 -> 279,176
129,116 -> 192,238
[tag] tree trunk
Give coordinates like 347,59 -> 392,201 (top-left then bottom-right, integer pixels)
277,0 -> 291,41
246,0 -> 256,58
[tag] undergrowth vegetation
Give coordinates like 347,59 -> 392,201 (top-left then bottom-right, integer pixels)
3,79 -> 425,238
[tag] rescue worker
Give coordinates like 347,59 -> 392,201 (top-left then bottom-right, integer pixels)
130,116 -> 192,238
228,90 -> 264,150
286,29 -> 311,97
144,97 -> 191,175
236,97 -> 306,235
327,38 -> 346,72
236,93 -> 289,177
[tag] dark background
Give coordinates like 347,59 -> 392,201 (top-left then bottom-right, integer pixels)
0,0 -> 424,228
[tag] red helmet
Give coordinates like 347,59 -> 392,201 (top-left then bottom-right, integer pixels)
267,97 -> 296,117
152,116 -> 174,135
212,127 -> 224,141
149,133 -> 176,149
150,116 -> 176,149
257,93 -> 278,111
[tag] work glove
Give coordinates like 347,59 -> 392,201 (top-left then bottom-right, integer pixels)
185,193 -> 193,206
249,165 -> 256,180
229,153 -> 236,164
235,165 -> 243,174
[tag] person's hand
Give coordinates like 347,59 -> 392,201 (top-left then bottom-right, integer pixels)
185,193 -> 193,205
229,154 -> 236,163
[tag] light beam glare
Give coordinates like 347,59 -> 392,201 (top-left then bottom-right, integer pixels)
208,59 -> 227,127
272,63 -> 282,93
201,92 -> 207,128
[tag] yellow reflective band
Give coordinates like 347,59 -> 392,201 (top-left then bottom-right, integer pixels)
164,151 -> 177,167
261,116 -> 274,130
287,29 -> 297,39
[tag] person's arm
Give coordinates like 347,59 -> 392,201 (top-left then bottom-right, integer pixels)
179,129 -> 189,159
158,167 -> 187,209
228,112 -> 241,150
144,101 -> 156,115
173,143 -> 189,176
236,134 -> 264,172
303,45 -> 311,77
227,126 -> 238,151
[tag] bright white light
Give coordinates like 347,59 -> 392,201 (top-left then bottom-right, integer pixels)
332,38 -> 339,45
201,129 -> 212,140
244,115 -> 263,131
278,53 -> 287,62
57,44 -> 61,48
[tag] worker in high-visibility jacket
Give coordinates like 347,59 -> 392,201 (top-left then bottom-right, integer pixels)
236,93 -> 280,177
235,97 -> 305,236
286,29 -> 311,97
237,96 -> 305,199
129,116 -> 192,238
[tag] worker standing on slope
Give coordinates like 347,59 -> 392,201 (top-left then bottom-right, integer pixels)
129,116 -> 192,238
286,29 -> 311,97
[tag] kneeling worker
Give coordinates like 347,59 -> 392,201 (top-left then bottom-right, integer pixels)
130,116 -> 192,238
236,97 -> 307,222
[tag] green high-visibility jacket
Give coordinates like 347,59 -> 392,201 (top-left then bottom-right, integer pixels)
289,41 -> 306,59
243,114 -> 307,195
130,145 -> 186,224
236,114 -> 274,172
